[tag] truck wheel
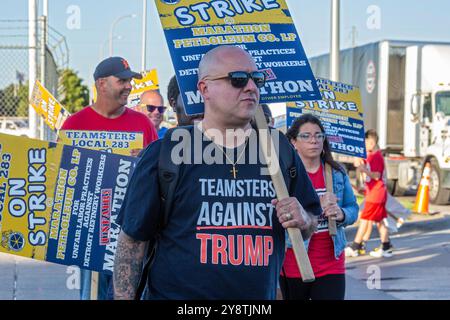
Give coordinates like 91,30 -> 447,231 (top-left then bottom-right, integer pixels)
387,179 -> 407,196
387,179 -> 396,195
429,159 -> 450,205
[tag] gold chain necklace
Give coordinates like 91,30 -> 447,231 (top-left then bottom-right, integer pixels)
202,127 -> 249,179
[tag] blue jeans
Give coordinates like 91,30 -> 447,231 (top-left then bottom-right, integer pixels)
80,269 -> 114,300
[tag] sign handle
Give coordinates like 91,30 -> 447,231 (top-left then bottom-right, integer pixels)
90,271 -> 99,300
325,163 -> 337,236
255,106 -> 315,283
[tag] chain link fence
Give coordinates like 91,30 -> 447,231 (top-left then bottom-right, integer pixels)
0,19 -> 76,300
0,19 -> 68,138
0,47 -> 29,117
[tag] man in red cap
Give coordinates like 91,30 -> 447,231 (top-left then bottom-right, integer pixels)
60,56 -> 158,300
62,56 -> 158,149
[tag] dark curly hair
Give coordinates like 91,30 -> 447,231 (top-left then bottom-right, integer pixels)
286,114 -> 344,173
167,75 -> 180,102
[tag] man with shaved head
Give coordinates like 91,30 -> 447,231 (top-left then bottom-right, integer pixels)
138,90 -> 168,138
114,46 -> 321,300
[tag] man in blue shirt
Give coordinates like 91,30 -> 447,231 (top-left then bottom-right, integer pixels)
139,90 -> 168,139
113,45 -> 321,300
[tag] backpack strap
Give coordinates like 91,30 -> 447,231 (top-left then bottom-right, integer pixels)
158,125 -> 194,227
276,129 -> 297,194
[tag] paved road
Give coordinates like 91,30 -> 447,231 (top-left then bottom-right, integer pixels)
0,197 -> 449,300
0,254 -> 79,300
345,204 -> 450,300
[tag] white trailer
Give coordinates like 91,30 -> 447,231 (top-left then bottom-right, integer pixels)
309,40 -> 450,204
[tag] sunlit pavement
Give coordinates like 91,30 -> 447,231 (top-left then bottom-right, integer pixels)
0,197 -> 449,300
345,198 -> 450,300
0,253 -> 79,300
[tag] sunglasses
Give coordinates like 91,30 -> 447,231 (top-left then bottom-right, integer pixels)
144,105 -> 166,114
204,71 -> 266,89
297,132 -> 326,142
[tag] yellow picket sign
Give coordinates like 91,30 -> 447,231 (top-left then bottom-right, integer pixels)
91,84 -> 97,104
130,69 -> 159,95
155,0 -> 293,29
287,78 -> 364,121
286,77 -> 366,159
30,80 -> 70,131
0,132 -> 139,275
0,133 -> 63,260
128,69 -> 160,108
58,130 -> 144,156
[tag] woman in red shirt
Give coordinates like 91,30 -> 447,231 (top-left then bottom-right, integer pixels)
280,114 -> 358,300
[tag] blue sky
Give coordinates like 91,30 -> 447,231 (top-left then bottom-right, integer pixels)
2,0 -> 450,101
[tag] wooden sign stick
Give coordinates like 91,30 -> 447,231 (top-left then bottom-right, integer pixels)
254,107 -> 315,283
325,163 -> 337,236
90,271 -> 99,300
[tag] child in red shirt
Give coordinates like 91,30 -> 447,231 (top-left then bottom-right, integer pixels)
345,129 -> 393,258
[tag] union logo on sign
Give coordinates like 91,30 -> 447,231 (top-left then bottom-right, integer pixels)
161,0 -> 180,4
1,231 -> 25,252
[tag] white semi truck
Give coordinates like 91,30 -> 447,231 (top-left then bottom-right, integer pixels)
308,40 -> 450,204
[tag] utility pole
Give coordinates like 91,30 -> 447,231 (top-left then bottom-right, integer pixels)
141,0 -> 147,71
330,0 -> 340,82
39,0 -> 48,140
351,25 -> 357,48
43,0 -> 48,18
28,0 -> 38,139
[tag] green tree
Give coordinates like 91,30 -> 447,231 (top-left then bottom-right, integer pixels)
0,83 -> 29,117
15,84 -> 29,116
59,68 -> 89,114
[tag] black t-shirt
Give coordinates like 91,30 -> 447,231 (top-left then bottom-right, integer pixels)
118,128 -> 321,299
